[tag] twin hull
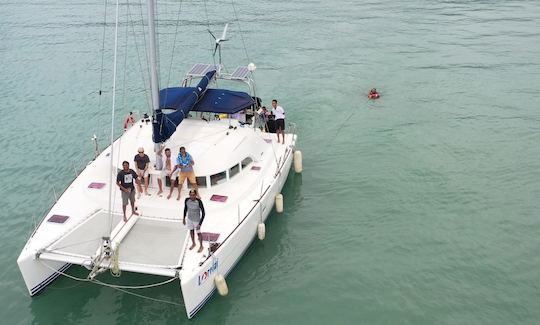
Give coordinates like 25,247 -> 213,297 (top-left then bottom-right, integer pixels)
18,142 -> 294,319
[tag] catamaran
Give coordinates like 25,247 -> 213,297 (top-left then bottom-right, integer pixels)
17,0 -> 302,318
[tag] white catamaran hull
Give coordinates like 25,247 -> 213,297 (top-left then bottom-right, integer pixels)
17,123 -> 297,319
181,150 -> 293,318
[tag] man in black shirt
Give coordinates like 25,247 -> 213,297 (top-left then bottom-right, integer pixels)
117,161 -> 140,221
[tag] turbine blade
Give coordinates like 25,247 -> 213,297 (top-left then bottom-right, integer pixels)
221,23 -> 229,41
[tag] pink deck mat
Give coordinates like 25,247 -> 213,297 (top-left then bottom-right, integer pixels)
88,182 -> 106,189
48,215 -> 69,224
210,194 -> 228,202
201,232 -> 220,242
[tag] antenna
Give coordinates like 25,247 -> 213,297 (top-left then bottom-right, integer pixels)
208,23 -> 229,66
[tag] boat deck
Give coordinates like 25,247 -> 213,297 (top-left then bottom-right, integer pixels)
29,117 -> 295,278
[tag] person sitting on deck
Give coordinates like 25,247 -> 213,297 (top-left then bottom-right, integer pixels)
183,189 -> 205,253
123,111 -> 136,130
134,147 -> 150,198
116,161 -> 140,222
170,147 -> 199,200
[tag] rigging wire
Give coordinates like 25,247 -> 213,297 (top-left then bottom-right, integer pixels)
154,0 -> 162,92
203,0 -> 218,70
165,0 -> 184,88
106,0 -> 121,236
96,0 -> 109,138
126,1 -> 151,113
137,0 -> 152,110
45,238 -> 103,252
120,0 -> 131,116
107,3 -> 132,235
230,0 -> 251,63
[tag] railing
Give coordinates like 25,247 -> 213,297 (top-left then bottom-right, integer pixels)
286,121 -> 297,136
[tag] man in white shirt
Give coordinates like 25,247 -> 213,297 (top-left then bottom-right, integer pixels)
272,99 -> 285,144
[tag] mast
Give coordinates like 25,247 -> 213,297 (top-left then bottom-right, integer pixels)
147,0 -> 160,113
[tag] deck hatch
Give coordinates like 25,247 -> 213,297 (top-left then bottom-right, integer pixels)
48,215 -> 69,224
88,182 -> 106,189
210,194 -> 228,202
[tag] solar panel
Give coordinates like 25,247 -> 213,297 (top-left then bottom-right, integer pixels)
230,66 -> 250,80
187,64 -> 216,77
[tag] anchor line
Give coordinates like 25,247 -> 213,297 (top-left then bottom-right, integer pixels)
38,259 -> 183,306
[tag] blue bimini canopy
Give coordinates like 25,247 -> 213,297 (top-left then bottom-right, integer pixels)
153,71 -> 255,143
159,88 -> 255,114
191,89 -> 255,114
153,70 -> 216,143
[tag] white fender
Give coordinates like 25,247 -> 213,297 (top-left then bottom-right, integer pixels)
214,273 -> 229,296
275,194 -> 284,213
258,223 -> 266,240
293,150 -> 303,173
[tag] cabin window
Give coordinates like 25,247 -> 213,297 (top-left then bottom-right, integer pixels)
229,164 -> 240,178
241,157 -> 253,169
210,171 -> 227,186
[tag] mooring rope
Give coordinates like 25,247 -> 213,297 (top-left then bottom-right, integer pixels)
38,259 -> 184,306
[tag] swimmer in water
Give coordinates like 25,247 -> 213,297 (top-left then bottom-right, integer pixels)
368,88 -> 380,99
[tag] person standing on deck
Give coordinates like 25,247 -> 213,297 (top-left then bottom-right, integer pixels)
183,189 -> 206,253
171,146 -> 199,200
116,161 -> 140,222
271,99 -> 285,144
134,147 -> 150,198
164,148 -> 180,199
154,143 -> 164,196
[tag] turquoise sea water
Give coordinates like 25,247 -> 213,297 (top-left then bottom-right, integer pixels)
1,0 -> 540,324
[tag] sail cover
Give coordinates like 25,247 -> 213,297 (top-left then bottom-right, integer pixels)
152,70 -> 255,143
153,70 -> 215,143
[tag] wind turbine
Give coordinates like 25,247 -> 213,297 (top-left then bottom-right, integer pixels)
208,23 -> 229,66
